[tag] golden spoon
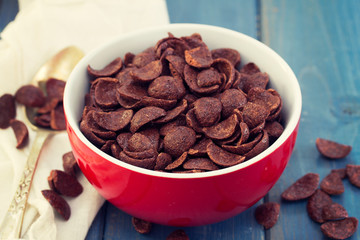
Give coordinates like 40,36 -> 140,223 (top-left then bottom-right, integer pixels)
0,46 -> 84,238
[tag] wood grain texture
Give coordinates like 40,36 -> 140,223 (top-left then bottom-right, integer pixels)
262,0 -> 360,239
102,202 -> 265,240
85,202 -> 107,240
166,0 -> 258,38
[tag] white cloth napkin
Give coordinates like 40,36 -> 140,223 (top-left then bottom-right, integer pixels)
0,0 -> 169,239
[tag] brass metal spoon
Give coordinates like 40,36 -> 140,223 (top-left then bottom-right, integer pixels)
0,46 -> 84,238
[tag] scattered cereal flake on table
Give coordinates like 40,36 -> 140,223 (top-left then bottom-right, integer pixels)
255,202 -> 280,229
316,138 -> 352,159
320,217 -> 358,240
281,173 -> 319,201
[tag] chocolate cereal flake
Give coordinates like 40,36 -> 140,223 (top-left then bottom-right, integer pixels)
62,151 -> 79,176
281,173 -> 320,201
163,126 -> 196,157
50,104 -> 66,130
139,127 -> 160,150
94,78 -> 120,109
219,88 -> 247,118
148,76 -> 186,100
322,203 -> 348,221
331,168 -> 347,179
188,138 -> 212,157
48,170 -> 83,197
240,62 -> 260,75
46,78 -> 66,100
222,131 -> 262,155
240,72 -> 269,94
185,46 -> 212,68
183,157 -> 219,171
242,102 -> 270,129
247,87 -> 281,114
131,217 -> 152,234
211,58 -> 236,90
117,82 -> 148,102
202,114 -> 239,140
154,99 -> 188,124
320,171 -> 345,195
37,98 -> 59,115
183,64 -> 219,95
211,48 -> 241,68
127,133 -> 153,152
0,94 -> 16,129
193,97 -> 222,127
207,140 -> 245,167
133,47 -> 156,68
197,67 -> 222,87
15,85 -> 46,108
254,202 -> 280,229
10,119 -> 29,149
306,189 -> 333,223
244,130 -> 269,160
131,60 -> 163,82
320,217 -> 358,240
346,164 -> 360,188
154,152 -> 173,170
118,151 -> 156,169
264,121 -> 284,139
93,109 -> 133,132
166,55 -> 186,78
165,152 -> 188,171
87,57 -> 123,78
42,190 -> 71,221
316,138 -> 352,159
130,106 -> 166,133
166,229 -> 189,240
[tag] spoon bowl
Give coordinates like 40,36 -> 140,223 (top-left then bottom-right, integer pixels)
25,46 -> 84,130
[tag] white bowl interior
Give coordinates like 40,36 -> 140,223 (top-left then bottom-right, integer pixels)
64,23 -> 302,179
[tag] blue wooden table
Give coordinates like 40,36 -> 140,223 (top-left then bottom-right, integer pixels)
1,0 -> 360,239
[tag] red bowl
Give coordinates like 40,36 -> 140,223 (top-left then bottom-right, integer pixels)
63,24 -> 302,226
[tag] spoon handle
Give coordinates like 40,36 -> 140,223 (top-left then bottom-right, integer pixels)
0,130 -> 50,239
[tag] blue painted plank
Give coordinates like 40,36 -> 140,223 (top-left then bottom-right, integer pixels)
103,202 -> 264,240
261,0 -> 360,239
0,0 -> 18,34
167,0 -> 258,38
85,202 -> 107,240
